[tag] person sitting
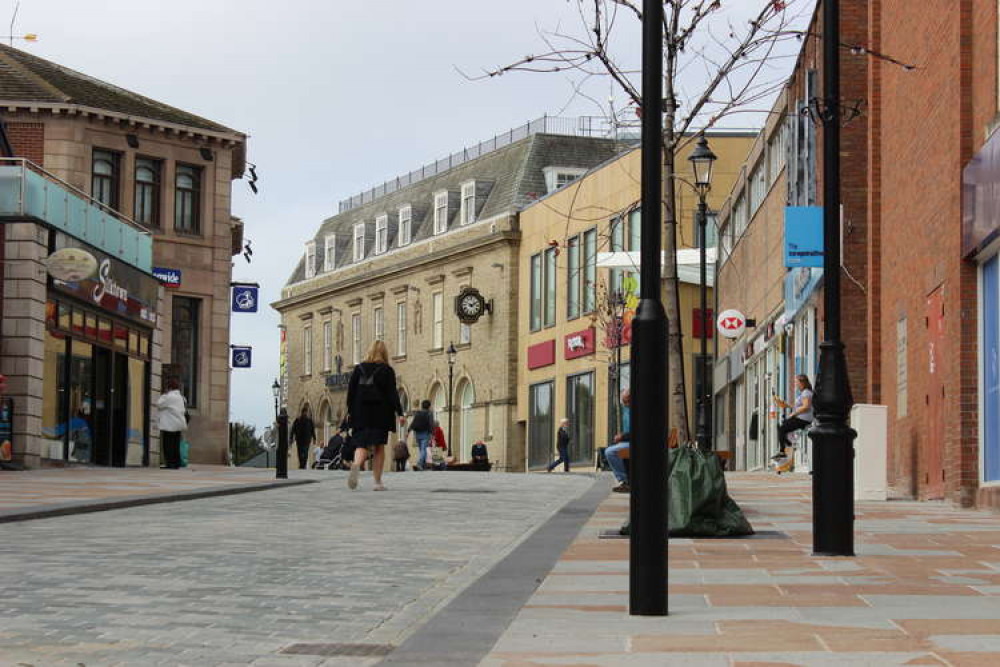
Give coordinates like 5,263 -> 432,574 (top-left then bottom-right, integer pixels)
772,374 -> 815,461
604,389 -> 631,493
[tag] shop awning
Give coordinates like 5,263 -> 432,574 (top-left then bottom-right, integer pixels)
596,249 -> 716,286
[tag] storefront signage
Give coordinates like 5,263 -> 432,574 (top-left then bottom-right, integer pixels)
325,355 -> 351,391
231,346 -> 252,368
50,233 -> 159,326
717,309 -> 746,339
231,284 -> 259,313
784,207 -> 824,267
153,267 -> 182,288
784,267 -> 823,322
527,340 -> 556,369
46,247 -> 98,282
564,328 -> 595,360
962,127 -> 1000,257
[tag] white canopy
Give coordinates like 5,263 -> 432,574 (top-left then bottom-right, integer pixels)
596,248 -> 716,287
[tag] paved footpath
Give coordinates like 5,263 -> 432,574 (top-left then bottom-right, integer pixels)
482,472 -> 1000,667
0,468 -> 595,666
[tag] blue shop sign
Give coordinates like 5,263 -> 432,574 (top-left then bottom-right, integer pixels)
231,285 -> 259,313
784,267 -> 824,321
153,267 -> 182,288
784,206 -> 824,268
231,346 -> 252,368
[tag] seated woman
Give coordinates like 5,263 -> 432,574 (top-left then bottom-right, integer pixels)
604,389 -> 631,493
772,374 -> 815,459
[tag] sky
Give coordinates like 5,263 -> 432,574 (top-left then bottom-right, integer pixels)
10,0 -> 813,433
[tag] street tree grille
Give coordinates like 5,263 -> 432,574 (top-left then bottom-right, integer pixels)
281,643 -> 394,657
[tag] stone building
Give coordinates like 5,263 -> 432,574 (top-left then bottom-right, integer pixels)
0,45 -> 247,466
273,120 -> 623,470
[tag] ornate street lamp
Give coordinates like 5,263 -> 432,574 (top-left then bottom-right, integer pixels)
271,379 -> 280,420
446,342 -> 457,457
689,134 -> 717,453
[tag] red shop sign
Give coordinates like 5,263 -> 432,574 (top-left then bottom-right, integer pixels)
527,340 -> 556,370
564,328 -> 596,360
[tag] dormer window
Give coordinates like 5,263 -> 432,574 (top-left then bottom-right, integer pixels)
398,205 -> 412,246
353,223 -> 366,261
304,240 -> 316,279
460,181 -> 476,225
543,166 -> 587,194
375,214 -> 388,254
433,191 -> 449,235
324,234 -> 336,271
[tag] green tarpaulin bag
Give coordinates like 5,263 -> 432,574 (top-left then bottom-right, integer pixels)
620,446 -> 753,537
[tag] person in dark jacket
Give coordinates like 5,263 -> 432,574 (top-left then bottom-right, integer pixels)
290,406 -> 316,470
546,418 -> 572,472
406,399 -> 434,471
346,340 -> 405,491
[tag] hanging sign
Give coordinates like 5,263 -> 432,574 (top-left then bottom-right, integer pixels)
46,247 -> 98,282
153,267 -> 182,288
784,206 -> 824,268
231,346 -> 252,368
231,285 -> 259,313
717,309 -> 747,339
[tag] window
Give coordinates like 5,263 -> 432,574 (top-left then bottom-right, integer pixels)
528,381 -> 554,469
544,247 -> 556,328
133,157 -> 161,226
171,296 -> 200,407
323,320 -> 332,372
174,164 -> 201,234
460,321 -> 471,344
398,205 -> 412,246
303,324 -> 313,376
542,166 -> 587,193
566,372 -> 595,465
732,193 -> 748,240
767,116 -> 788,186
610,212 -> 640,297
433,191 -> 449,234
567,235 -> 581,319
719,220 -> 734,263
304,241 -> 316,279
324,234 -> 336,271
374,305 -> 384,341
583,228 -> 597,313
695,211 -> 719,249
749,160 -> 767,215
353,223 -> 366,261
91,149 -> 120,210
982,256 -> 1000,481
352,313 -> 362,365
396,301 -> 407,356
530,253 -> 542,331
460,181 -> 476,225
432,291 -> 443,349
375,214 -> 388,254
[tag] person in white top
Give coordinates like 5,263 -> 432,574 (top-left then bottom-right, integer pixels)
156,378 -> 188,469
773,374 -> 814,458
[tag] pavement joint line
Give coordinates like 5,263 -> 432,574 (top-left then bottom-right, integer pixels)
376,476 -> 610,666
0,478 -> 318,524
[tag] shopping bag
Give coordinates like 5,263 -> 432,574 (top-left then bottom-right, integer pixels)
180,439 -> 190,467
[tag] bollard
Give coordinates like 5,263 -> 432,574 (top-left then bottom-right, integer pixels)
276,408 -> 288,479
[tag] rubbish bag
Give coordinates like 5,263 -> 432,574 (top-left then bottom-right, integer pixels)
180,439 -> 190,468
619,446 -> 753,537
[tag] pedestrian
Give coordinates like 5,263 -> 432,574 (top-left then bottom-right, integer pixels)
291,406 -> 316,470
156,378 -> 187,469
773,374 -> 814,458
346,340 -> 406,491
430,420 -> 448,470
407,399 -> 434,471
546,418 -> 572,472
604,389 -> 631,492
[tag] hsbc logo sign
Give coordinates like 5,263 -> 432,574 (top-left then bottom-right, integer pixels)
717,309 -> 746,339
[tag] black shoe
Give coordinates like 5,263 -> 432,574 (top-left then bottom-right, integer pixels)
612,483 -> 630,493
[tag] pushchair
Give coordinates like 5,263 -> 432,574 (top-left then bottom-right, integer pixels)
314,431 -> 350,470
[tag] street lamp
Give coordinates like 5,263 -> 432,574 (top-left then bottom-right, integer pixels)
271,379 -> 280,420
689,134 -> 717,453
446,342 -> 457,457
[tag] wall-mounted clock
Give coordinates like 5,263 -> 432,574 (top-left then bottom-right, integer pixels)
455,286 -> 492,324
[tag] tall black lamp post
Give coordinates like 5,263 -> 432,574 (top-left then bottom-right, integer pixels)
446,342 -> 457,457
271,379 -> 280,420
809,0 -> 856,557
629,0 -> 668,616
689,135 -> 717,454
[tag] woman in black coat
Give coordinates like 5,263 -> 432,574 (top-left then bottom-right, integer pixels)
346,340 -> 405,491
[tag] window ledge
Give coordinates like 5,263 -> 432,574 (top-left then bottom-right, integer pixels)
428,347 -> 444,356
392,355 -> 407,363
455,343 -> 471,351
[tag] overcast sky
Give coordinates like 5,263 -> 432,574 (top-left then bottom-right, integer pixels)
13,0 -> 811,434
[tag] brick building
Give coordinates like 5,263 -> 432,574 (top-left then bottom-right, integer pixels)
273,119 -> 623,471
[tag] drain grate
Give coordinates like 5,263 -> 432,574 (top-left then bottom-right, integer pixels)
281,643 -> 394,657
431,488 -> 497,494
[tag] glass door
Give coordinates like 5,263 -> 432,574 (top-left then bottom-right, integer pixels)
528,381 -> 554,470
566,372 -> 595,466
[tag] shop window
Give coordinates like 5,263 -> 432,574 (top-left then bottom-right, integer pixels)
544,247 -> 556,328
982,255 -> 1000,482
171,296 -> 200,407
98,318 -> 112,345
174,164 -> 202,234
528,381 -> 554,470
530,253 -> 542,331
91,148 -> 121,211
68,339 -> 94,464
72,310 -> 84,336
114,323 -> 128,350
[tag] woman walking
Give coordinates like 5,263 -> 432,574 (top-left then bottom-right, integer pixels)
346,340 -> 405,491
156,378 -> 187,469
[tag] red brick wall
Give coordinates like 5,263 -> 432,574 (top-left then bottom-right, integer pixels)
5,122 -> 44,165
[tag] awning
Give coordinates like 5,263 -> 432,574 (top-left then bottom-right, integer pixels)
596,249 -> 716,286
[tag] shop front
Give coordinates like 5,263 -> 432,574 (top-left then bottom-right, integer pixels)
41,233 -> 158,466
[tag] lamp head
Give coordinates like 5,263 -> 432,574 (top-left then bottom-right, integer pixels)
447,342 -> 457,365
271,379 -> 280,398
688,134 -> 717,192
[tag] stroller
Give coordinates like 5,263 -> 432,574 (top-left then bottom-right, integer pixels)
314,429 -> 351,470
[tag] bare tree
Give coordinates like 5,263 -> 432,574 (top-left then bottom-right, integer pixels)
469,0 -> 808,443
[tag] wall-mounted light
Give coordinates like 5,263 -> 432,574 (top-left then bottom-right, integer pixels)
199,147 -> 214,161
126,134 -> 139,149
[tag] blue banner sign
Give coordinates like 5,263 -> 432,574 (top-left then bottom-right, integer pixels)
153,267 -> 182,288
784,206 -> 824,268
231,346 -> 252,369
231,285 -> 259,313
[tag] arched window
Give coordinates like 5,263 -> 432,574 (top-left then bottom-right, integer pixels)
458,380 -> 475,461
318,401 -> 333,446
429,383 -> 446,431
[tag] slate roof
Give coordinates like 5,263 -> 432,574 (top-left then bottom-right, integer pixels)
0,44 -> 238,134
286,133 -> 626,286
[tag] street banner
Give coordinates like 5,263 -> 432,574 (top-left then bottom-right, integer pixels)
231,346 -> 252,368
784,206 -> 824,267
231,285 -> 259,313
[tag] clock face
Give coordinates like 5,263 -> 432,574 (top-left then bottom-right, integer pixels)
460,293 -> 481,317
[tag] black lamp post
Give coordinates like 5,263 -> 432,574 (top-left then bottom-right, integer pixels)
689,134 -> 717,453
446,342 -> 457,457
271,379 -> 280,420
809,0 -> 856,557
629,0 -> 668,616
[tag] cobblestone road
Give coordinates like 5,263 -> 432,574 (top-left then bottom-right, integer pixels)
0,470 -> 595,666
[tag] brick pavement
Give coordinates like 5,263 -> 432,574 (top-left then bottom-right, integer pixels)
481,472 -> 1000,666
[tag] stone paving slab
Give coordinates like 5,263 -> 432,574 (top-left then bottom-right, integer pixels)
479,472 -> 1000,666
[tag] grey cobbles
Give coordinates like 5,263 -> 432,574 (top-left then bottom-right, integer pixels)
0,470 -> 593,666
